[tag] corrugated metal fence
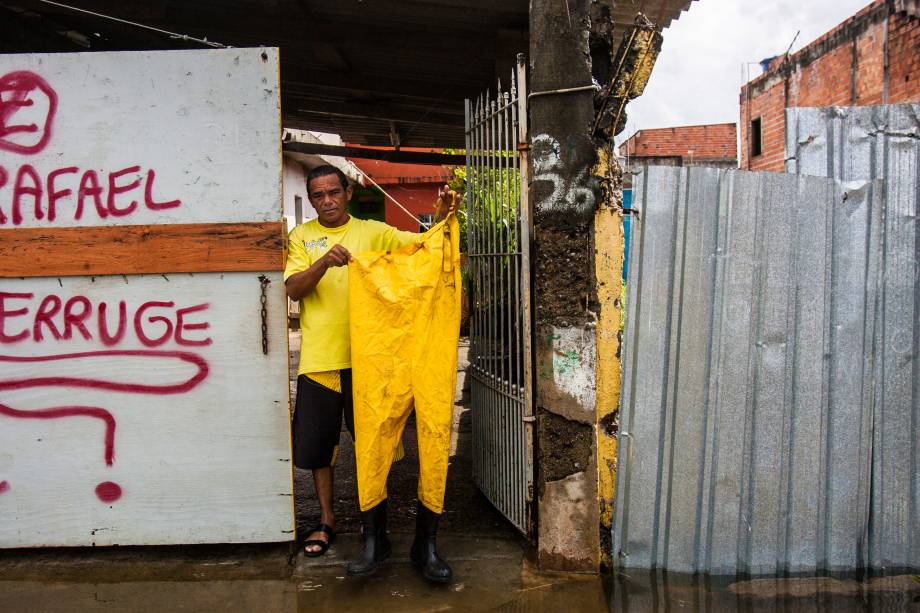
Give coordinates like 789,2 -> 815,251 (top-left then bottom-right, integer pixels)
786,103 -> 920,572
615,103 -> 918,575
616,166 -> 883,575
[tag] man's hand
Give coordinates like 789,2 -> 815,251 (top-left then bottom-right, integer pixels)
321,244 -> 352,268
434,185 -> 460,222
286,244 -> 352,301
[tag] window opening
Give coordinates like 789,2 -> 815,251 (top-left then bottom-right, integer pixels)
750,117 -> 763,157
419,213 -> 434,231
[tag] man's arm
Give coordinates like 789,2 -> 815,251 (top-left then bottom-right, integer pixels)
285,244 -> 351,301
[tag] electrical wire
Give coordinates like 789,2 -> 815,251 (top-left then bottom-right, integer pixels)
34,0 -> 229,48
352,165 -> 423,225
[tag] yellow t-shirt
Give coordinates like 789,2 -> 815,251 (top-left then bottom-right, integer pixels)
305,370 -> 343,392
284,216 -> 418,374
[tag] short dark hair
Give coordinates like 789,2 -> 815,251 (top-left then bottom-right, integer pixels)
307,164 -> 349,192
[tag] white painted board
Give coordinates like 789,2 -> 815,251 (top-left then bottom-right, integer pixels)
0,48 -> 281,228
0,273 -> 293,547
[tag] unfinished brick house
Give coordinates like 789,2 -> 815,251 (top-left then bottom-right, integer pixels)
620,123 -> 737,183
740,0 -> 920,171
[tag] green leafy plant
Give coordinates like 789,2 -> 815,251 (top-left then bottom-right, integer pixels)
447,150 -> 524,383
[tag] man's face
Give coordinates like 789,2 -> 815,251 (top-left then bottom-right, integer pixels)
308,174 -> 352,228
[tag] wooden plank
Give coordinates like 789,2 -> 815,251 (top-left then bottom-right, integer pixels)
0,273 -> 293,547
282,141 -> 468,166
285,98 -> 463,128
0,222 -> 285,277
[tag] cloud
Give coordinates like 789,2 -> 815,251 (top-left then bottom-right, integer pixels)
618,0 -> 873,144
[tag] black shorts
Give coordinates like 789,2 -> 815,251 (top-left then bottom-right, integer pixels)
291,370 -> 355,470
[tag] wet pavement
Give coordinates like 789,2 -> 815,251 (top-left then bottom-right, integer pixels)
3,542 -> 919,612
2,337 -> 919,611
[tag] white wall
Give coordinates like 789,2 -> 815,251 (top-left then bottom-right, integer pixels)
283,156 -> 314,232
0,274 -> 291,547
0,49 -> 281,228
0,48 -> 294,547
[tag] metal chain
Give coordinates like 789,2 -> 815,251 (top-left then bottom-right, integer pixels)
258,275 -> 270,355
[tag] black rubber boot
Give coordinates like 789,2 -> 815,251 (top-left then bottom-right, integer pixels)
410,501 -> 452,583
347,500 -> 391,576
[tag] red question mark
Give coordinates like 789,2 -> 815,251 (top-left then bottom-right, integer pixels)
0,403 -> 121,502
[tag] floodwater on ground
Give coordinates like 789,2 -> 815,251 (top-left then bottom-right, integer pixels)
1,543 -> 919,613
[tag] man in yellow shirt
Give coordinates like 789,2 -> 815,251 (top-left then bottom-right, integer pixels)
284,165 -> 453,575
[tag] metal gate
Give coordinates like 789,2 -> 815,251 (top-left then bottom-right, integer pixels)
464,55 -> 534,536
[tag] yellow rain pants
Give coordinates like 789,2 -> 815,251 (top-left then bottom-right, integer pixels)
304,370 -> 405,465
348,213 -> 461,513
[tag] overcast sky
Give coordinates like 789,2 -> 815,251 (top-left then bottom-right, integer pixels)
617,0 -> 874,144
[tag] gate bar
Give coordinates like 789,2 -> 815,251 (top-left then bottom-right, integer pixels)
516,54 -> 535,511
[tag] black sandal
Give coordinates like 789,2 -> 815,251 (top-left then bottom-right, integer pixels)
303,523 -> 336,557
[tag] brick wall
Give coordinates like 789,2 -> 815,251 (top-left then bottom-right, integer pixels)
740,1 -> 919,171
889,10 -> 920,102
622,123 -> 737,164
740,80 -> 786,171
856,19 -> 887,105
790,40 -> 860,107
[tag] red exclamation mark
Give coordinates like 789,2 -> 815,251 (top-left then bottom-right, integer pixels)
0,403 -> 121,503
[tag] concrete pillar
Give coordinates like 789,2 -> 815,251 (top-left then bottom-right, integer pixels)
529,0 -> 624,572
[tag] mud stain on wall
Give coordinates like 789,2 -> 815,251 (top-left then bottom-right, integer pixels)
537,411 -> 593,482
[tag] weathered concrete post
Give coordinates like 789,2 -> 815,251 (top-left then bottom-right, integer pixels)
528,0 -> 625,571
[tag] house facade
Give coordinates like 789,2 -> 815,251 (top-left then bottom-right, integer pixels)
740,0 -> 920,171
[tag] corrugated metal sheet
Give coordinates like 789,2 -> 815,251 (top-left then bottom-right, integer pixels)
786,103 -> 920,572
615,165 -> 886,575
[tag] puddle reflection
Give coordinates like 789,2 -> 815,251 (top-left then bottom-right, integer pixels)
2,561 -> 919,612
609,570 -> 920,612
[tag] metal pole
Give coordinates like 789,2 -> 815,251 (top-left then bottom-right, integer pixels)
474,94 -> 485,486
464,97 -> 477,484
474,95 -> 484,376
487,87 -> 496,502
516,53 -> 535,522
501,85 -> 511,514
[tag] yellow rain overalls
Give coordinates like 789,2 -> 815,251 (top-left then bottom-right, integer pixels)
348,213 -> 461,514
